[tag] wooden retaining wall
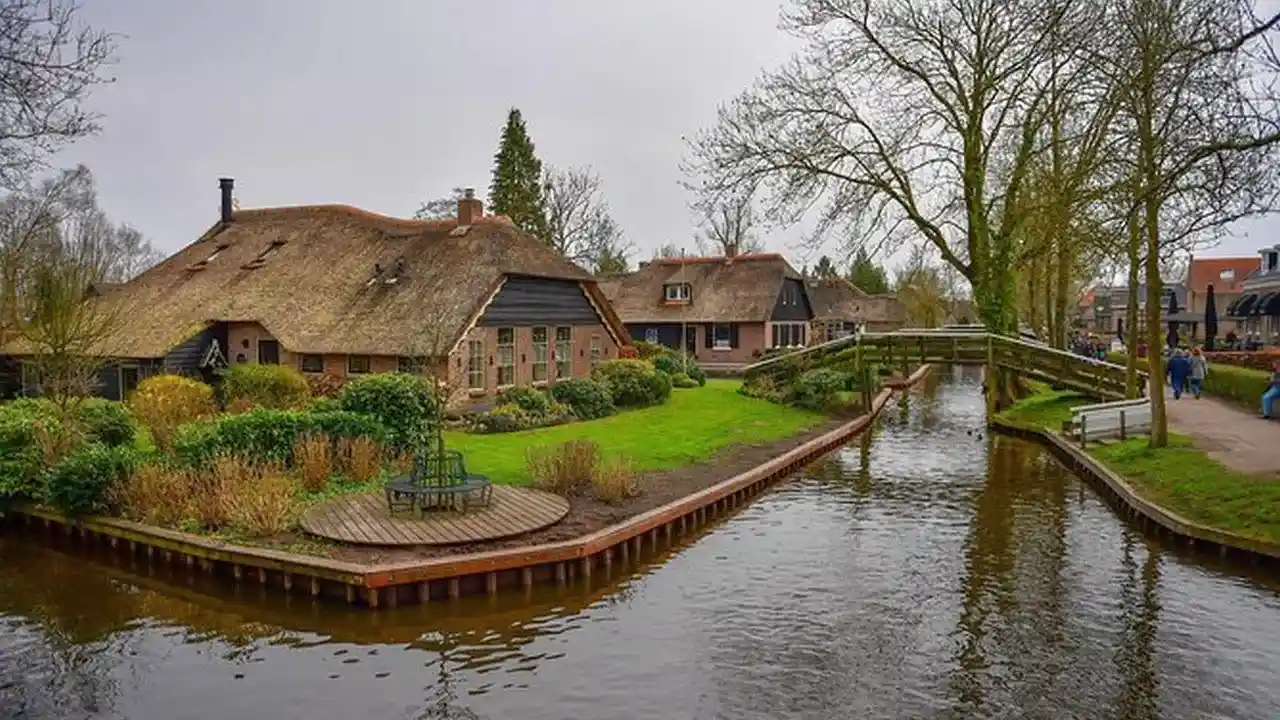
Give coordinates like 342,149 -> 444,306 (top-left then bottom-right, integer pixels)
3,366 -> 934,610
990,419 -> 1280,567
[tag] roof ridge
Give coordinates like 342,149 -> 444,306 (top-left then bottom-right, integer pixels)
230,204 -> 514,233
653,252 -> 785,264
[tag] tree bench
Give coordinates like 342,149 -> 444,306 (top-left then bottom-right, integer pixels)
384,448 -> 492,515
1066,398 -> 1153,445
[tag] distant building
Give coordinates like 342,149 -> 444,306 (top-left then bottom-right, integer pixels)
1231,244 -> 1280,343
1185,256 -> 1259,338
803,276 -> 907,340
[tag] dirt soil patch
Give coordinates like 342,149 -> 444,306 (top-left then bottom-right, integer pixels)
305,418 -> 849,565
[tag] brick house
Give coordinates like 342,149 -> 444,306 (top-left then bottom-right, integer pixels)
2,179 -> 631,404
599,253 -> 814,367
1186,256 -> 1259,338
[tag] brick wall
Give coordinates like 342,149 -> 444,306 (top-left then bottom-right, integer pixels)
447,323 -> 622,406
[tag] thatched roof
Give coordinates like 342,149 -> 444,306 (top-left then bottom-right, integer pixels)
599,253 -> 803,323
803,277 -> 909,324
6,204 -> 625,358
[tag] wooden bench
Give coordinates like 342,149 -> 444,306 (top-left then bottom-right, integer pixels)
1067,398 -> 1153,445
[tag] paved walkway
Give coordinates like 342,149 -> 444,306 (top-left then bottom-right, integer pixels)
1164,391 -> 1280,477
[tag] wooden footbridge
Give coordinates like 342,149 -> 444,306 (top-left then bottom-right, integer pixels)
744,327 -> 1146,401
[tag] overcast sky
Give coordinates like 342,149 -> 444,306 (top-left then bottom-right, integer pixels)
65,0 -> 1277,274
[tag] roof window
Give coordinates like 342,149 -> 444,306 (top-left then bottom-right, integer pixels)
187,243 -> 229,271
242,241 -> 285,269
1219,268 -> 1235,281
663,283 -> 691,302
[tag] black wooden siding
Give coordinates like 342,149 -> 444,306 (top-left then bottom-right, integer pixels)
478,277 -> 604,327
164,326 -> 219,375
0,356 -> 19,399
770,278 -> 813,322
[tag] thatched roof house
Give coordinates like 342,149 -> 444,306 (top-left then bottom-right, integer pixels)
599,253 -> 814,365
4,180 -> 631,401
803,277 -> 907,335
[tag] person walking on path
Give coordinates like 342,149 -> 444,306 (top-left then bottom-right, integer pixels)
1167,349 -> 1191,400
1187,346 -> 1208,399
1263,358 -> 1280,420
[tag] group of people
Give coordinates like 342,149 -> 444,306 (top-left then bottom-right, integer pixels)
1164,347 -> 1210,400
1166,346 -> 1280,420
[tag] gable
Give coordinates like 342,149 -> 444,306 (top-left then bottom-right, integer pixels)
478,276 -> 604,327
770,277 -> 812,321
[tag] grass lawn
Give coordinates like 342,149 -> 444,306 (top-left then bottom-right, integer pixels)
444,379 -> 827,484
1000,387 -> 1280,546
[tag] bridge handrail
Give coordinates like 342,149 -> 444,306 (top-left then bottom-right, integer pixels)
1071,398 -> 1150,415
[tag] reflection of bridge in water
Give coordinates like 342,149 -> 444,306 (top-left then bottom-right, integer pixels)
746,328 -> 1147,400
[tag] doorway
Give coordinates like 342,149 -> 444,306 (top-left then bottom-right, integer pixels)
684,326 -> 697,355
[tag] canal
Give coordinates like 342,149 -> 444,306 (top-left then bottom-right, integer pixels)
2,373 -> 1279,719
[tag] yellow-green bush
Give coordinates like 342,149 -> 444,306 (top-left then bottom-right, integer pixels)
222,363 -> 311,410
128,375 -> 217,451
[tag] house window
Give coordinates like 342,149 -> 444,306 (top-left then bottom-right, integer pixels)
300,354 -> 324,373
555,327 -> 572,379
532,326 -> 549,383
120,366 -> 141,397
398,356 -> 426,374
1219,269 -> 1235,281
590,334 -> 602,370
467,340 -> 485,390
258,340 -> 280,365
347,355 -> 371,374
713,323 -> 732,349
497,328 -> 515,387
782,284 -> 800,306
663,283 -> 691,302
644,327 -> 660,344
772,323 -> 807,348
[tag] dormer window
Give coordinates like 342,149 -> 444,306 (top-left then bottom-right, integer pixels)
205,248 -> 223,263
782,284 -> 801,306
664,283 -> 691,302
188,243 -> 229,271
242,241 -> 285,269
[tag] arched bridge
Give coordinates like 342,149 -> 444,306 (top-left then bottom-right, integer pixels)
744,327 -> 1147,401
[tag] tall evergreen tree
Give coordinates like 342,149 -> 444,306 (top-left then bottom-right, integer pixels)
847,249 -> 891,294
488,109 -> 549,238
813,255 -> 840,279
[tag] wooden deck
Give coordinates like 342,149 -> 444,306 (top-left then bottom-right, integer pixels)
300,485 -> 570,546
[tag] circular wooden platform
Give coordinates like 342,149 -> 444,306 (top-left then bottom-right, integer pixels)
299,485 -> 570,546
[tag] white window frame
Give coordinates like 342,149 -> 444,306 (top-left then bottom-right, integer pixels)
532,326 -> 549,383
497,328 -> 515,388
664,283 -> 690,302
772,322 -> 807,348
713,323 -> 732,350
555,326 -> 572,380
590,334 -> 602,369
467,340 -> 485,391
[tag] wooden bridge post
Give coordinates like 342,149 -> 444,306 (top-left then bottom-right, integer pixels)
984,336 -> 997,417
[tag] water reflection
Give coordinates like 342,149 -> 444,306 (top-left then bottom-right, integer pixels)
1,374 -> 1278,719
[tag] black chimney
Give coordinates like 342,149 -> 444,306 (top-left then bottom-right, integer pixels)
219,178 -> 234,224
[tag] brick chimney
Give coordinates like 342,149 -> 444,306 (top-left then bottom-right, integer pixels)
458,187 -> 483,226
219,178 -> 234,224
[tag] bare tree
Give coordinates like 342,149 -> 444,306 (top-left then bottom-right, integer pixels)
414,187 -> 470,220
542,165 -> 628,268
692,188 -> 764,256
0,0 -> 117,189
1,166 -> 158,335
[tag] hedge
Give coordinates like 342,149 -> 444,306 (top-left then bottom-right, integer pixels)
173,409 -> 387,466
1107,352 -> 1273,411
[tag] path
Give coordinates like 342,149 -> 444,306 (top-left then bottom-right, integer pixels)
1165,391 -> 1280,477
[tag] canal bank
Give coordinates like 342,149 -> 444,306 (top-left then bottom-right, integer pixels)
3,372 -> 1278,720
3,366 -> 933,609
992,390 -> 1280,567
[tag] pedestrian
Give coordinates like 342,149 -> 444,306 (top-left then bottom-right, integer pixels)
1262,358 -> 1280,420
1166,349 -> 1190,400
1187,346 -> 1208,399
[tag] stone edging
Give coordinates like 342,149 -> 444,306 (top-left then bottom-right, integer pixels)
990,418 -> 1280,565
6,365 -> 933,609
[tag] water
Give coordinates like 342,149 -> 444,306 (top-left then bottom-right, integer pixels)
2,371 -> 1279,720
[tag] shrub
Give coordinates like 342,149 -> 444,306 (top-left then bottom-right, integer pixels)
229,472 -> 297,537
526,439 -> 600,495
42,443 -> 137,516
0,414 -> 45,501
172,409 -> 385,467
337,372 -> 436,450
293,433 -> 333,492
222,363 -> 311,410
496,385 -> 552,415
790,368 -> 849,411
306,372 -> 346,398
130,375 -> 217,451
309,396 -> 341,414
188,454 -> 258,529
337,436 -> 383,484
592,359 -> 672,408
550,377 -> 615,420
651,353 -> 681,375
670,372 -> 699,389
76,398 -> 136,447
113,462 -> 193,527
632,340 -> 669,360
591,456 -> 639,504
473,403 -> 536,434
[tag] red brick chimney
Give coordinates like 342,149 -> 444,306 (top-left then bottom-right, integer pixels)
458,187 -> 483,226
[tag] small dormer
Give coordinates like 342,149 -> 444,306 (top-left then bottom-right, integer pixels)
663,282 -> 691,304
1264,247 -> 1280,274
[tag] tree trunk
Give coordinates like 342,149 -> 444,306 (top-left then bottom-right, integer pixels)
1143,192 -> 1168,448
1053,236 -> 1071,349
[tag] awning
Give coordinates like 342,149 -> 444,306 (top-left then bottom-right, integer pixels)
1233,293 -> 1259,317
1225,297 -> 1241,316
1257,291 -> 1280,316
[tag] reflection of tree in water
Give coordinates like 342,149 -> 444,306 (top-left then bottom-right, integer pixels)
1113,535 -> 1162,720
945,436 -> 1031,715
